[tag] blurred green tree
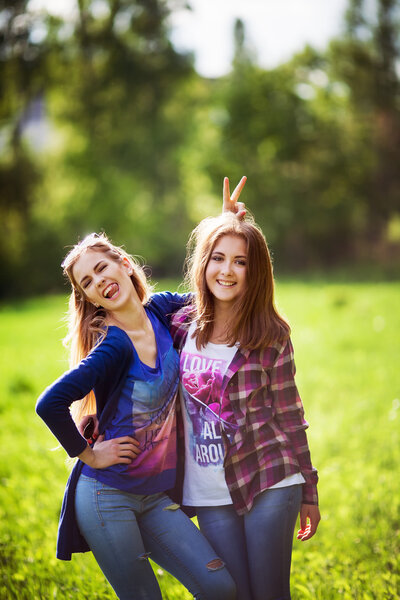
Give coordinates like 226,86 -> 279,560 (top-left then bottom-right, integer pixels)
330,0 -> 400,255
1,0 -> 399,298
1,0 -> 195,297
207,5 -> 399,270
0,0 -> 60,295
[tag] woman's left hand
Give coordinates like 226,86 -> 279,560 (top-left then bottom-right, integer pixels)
222,176 -> 247,218
297,503 -> 321,541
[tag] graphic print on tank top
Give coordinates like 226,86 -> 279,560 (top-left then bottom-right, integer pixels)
180,348 -> 237,468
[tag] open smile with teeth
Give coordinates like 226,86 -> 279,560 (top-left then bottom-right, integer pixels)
103,283 -> 120,299
217,280 -> 236,287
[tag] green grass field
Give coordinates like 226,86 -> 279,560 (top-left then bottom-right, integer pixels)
0,281 -> 399,599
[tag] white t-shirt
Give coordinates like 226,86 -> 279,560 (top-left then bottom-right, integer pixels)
180,323 -> 304,507
180,323 -> 236,505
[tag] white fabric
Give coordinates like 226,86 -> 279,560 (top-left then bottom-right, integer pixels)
180,323 -> 236,506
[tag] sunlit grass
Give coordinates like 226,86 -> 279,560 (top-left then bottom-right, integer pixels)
0,281 -> 399,599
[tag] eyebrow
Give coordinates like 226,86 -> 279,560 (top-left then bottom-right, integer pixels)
212,251 -> 247,259
79,260 -> 104,286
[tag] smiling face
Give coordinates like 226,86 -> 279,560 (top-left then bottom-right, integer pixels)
72,249 -> 134,312
205,234 -> 247,309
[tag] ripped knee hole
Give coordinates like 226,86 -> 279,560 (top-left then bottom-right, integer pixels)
206,557 -> 225,571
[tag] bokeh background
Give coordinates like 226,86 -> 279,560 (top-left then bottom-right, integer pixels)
1,1 -> 399,598
2,0 -> 400,297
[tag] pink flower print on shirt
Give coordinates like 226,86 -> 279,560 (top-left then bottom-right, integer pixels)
182,371 -> 223,418
182,370 -> 225,466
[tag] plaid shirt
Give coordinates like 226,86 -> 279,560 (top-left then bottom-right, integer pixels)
170,306 -> 318,515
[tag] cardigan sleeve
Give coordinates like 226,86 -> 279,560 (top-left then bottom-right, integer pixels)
36,328 -> 132,458
268,338 -> 319,505
147,292 -> 192,329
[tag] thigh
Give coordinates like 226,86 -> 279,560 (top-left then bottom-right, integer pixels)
138,494 -> 236,600
197,505 -> 252,600
75,475 -> 162,600
244,485 -> 302,600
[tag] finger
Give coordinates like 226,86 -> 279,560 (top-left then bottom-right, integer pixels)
116,436 -> 141,447
115,457 -> 135,464
308,517 -> 319,538
300,510 -> 308,531
299,527 -> 314,541
223,177 -> 232,211
231,176 -> 247,203
236,201 -> 246,220
119,443 -> 142,455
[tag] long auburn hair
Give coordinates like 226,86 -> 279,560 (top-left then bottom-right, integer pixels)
185,213 -> 290,350
61,232 -> 151,422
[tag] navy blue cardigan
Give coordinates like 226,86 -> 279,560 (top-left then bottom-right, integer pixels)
36,292 -> 188,560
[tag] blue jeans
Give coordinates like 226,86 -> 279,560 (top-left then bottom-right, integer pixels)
75,475 -> 236,600
196,485 -> 302,600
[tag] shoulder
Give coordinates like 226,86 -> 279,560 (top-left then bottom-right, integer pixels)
146,291 -> 192,327
170,304 -> 194,347
170,304 -> 194,328
257,336 -> 294,369
85,326 -> 133,368
148,291 -> 192,311
97,326 -> 131,352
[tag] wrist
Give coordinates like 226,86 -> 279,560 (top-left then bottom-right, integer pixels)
78,444 -> 96,468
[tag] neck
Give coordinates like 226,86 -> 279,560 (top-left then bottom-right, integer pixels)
106,296 -> 148,334
209,301 -> 233,344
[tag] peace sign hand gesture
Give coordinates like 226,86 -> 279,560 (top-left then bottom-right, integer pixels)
222,176 -> 247,219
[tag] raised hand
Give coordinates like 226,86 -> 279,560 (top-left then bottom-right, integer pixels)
222,176 -> 247,218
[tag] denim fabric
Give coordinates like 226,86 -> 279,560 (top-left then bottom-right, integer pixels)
197,485 -> 302,600
75,475 -> 236,600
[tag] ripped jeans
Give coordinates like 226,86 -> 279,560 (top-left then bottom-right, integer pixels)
75,475 -> 236,600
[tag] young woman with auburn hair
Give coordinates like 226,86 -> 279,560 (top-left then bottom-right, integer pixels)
170,181 -> 320,600
185,214 -> 290,350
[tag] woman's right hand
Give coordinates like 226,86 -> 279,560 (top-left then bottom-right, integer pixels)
78,435 -> 141,469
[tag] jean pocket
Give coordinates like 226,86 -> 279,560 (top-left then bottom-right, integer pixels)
95,486 -> 137,523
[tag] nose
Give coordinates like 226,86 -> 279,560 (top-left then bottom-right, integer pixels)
94,273 -> 105,287
221,260 -> 233,276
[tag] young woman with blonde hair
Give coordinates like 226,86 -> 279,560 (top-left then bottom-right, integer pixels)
36,228 -> 240,600
170,180 -> 320,600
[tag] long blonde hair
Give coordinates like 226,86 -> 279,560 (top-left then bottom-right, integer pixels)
185,213 -> 290,350
62,232 -> 151,422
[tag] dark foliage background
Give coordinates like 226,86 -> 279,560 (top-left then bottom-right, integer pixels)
1,0 -> 399,298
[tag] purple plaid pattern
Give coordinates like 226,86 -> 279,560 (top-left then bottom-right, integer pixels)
171,307 -> 318,515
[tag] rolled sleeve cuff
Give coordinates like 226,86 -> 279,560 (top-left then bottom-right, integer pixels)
302,482 -> 319,505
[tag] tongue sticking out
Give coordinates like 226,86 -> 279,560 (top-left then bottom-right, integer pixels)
104,283 -> 119,299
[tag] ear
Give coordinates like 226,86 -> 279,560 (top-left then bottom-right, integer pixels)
122,257 -> 133,276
